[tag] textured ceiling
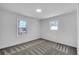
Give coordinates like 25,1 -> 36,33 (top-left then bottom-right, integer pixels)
0,3 -> 77,19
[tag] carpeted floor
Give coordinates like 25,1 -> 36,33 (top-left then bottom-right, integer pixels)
0,39 -> 77,55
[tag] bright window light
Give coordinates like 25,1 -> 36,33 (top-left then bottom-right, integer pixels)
19,20 -> 27,28
50,20 -> 58,31
50,26 -> 58,30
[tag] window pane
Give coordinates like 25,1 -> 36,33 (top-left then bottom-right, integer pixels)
19,20 -> 27,28
50,20 -> 58,30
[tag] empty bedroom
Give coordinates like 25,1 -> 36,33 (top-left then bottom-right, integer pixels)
0,3 -> 78,55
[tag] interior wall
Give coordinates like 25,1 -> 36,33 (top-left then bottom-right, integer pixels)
0,9 -> 40,49
77,4 -> 79,54
0,8 -> 77,49
40,11 -> 77,47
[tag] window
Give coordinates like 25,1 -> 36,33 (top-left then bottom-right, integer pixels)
50,20 -> 58,30
19,20 -> 27,28
17,20 -> 27,35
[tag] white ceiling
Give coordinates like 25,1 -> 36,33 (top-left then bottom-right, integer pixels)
0,3 -> 77,19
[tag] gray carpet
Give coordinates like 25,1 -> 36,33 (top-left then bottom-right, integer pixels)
0,39 -> 77,55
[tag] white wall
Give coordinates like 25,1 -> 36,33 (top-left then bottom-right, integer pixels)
40,11 -> 77,47
77,4 -> 79,54
0,9 -> 40,49
0,8 -> 77,49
